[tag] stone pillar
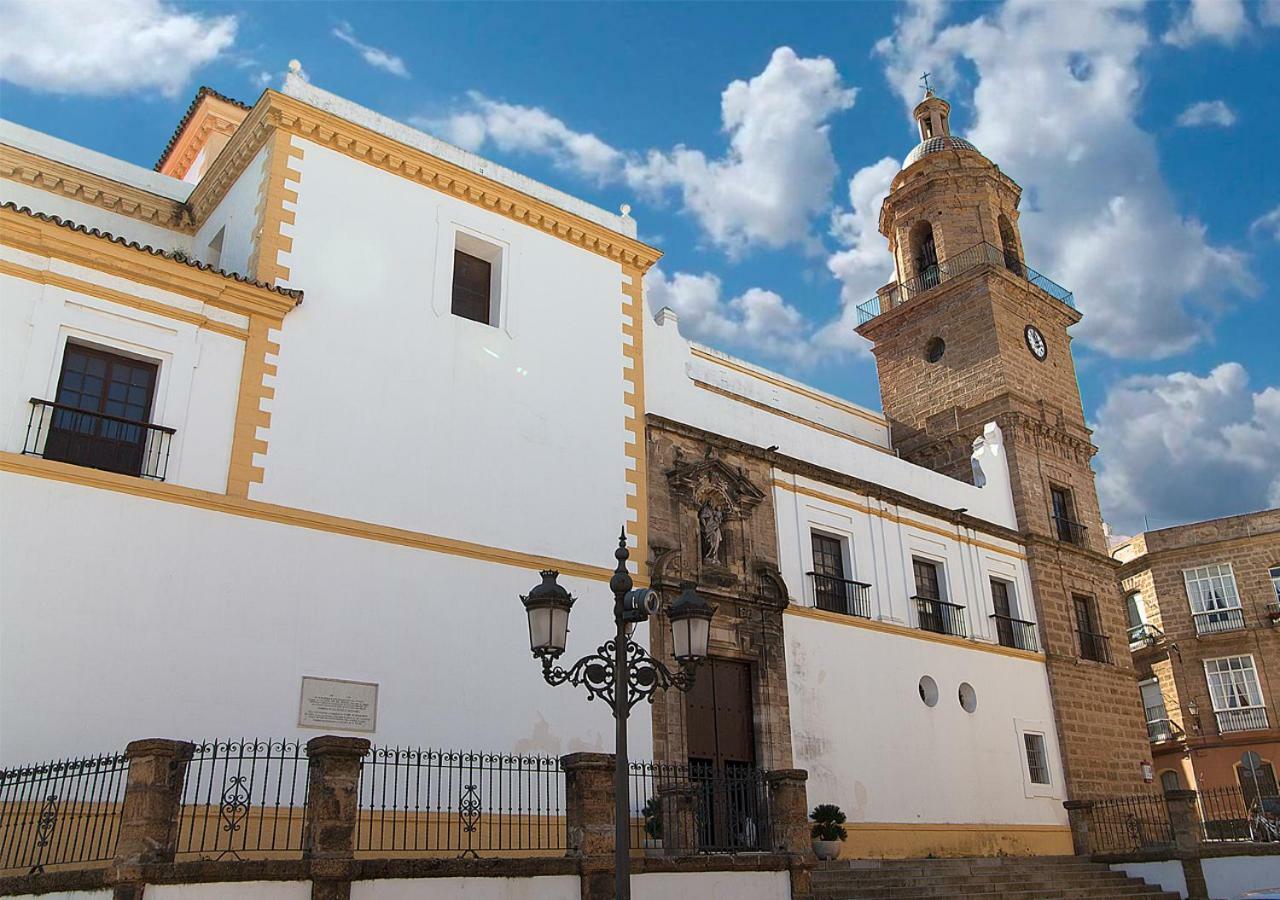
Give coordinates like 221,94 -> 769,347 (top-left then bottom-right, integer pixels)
656,781 -> 697,856
1164,789 -> 1202,855
1063,799 -> 1094,856
304,736 -> 369,900
765,768 -> 810,856
114,738 -> 194,867
562,752 -> 616,858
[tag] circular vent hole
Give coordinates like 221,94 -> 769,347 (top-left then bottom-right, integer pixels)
925,337 -> 945,363
918,675 -> 939,707
959,682 -> 978,713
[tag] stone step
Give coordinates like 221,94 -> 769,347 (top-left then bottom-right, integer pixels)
815,879 -> 1167,898
813,874 -> 1152,892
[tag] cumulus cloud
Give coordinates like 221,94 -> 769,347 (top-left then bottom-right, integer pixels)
1176,99 -> 1237,127
1250,206 -> 1280,241
876,0 -> 1254,360
332,21 -> 409,78
1164,0 -> 1249,46
1094,363 -> 1280,533
645,268 -> 828,365
0,0 -> 236,97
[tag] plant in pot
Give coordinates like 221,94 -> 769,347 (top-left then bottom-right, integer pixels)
810,803 -> 847,861
641,796 -> 664,857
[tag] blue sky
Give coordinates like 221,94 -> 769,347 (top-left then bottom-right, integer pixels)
1,0 -> 1277,534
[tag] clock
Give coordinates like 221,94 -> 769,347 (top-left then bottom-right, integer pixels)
1025,324 -> 1047,361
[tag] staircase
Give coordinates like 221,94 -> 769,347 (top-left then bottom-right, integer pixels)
812,856 -> 1182,900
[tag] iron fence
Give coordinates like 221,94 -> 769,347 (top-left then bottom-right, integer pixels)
991,614 -> 1039,651
0,753 -> 129,874
914,596 -> 967,637
1089,791 -> 1173,854
809,573 -> 872,619
356,748 -> 565,857
24,398 -> 175,481
629,761 -> 770,855
173,739 -> 308,860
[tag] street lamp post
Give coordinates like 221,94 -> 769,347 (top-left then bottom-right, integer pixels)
520,529 -> 714,900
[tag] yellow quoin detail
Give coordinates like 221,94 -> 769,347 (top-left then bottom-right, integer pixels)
622,262 -> 648,563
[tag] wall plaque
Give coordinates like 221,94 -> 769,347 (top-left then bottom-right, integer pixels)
298,676 -> 378,733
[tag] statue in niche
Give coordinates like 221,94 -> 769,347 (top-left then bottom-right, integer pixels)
699,500 -> 724,563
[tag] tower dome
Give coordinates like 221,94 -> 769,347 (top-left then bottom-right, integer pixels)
902,89 -> 986,169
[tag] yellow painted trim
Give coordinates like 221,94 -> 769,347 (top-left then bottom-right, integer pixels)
0,206 -> 298,321
0,258 -> 248,340
694,380 -> 893,456
785,604 -> 1045,662
159,95 -> 246,181
690,346 -> 888,429
771,478 -> 1028,561
0,143 -> 193,232
226,315 -> 276,495
0,452 -> 640,586
835,822 -> 1072,859
621,264 -> 648,562
187,91 -> 662,273
843,822 -> 1069,834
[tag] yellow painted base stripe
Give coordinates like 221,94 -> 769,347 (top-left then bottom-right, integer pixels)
833,822 -> 1072,860
785,605 -> 1044,662
0,452 -> 639,585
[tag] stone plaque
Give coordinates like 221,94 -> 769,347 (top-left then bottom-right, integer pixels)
298,676 -> 378,733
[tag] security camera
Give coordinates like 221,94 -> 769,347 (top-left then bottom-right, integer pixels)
622,588 -> 661,623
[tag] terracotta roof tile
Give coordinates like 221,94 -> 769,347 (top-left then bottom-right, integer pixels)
154,86 -> 252,173
2,202 -> 303,302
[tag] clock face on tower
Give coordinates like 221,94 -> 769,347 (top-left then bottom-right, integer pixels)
1025,324 -> 1048,361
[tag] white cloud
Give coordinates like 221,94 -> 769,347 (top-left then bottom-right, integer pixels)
625,47 -> 856,255
251,70 -> 273,91
645,268 -> 827,364
1263,0 -> 1280,26
1176,99 -> 1237,127
1164,0 -> 1249,46
875,0 -> 1254,360
332,21 -> 409,79
1250,205 -> 1280,241
1094,363 -> 1280,533
0,0 -> 236,97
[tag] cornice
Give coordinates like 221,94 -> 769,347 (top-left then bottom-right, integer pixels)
155,86 -> 252,173
0,204 -> 300,320
0,143 -> 194,233
187,91 -> 663,272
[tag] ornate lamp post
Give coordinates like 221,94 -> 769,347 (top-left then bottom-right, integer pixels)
520,529 -> 713,900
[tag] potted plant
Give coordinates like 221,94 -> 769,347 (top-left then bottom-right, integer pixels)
810,803 -> 847,861
641,796 -> 664,857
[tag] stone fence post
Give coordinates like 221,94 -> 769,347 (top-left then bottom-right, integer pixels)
765,769 -> 810,856
303,735 -> 370,859
1164,789 -> 1201,854
1063,799 -> 1094,856
561,753 -> 616,900
113,738 -> 194,867
656,781 -> 697,856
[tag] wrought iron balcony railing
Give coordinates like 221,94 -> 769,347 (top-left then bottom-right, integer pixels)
1193,608 -> 1246,636
808,572 -> 872,619
1143,704 -> 1183,743
1077,629 -> 1112,664
23,398 -> 175,481
914,596 -> 967,638
1128,623 -> 1164,648
855,241 -> 1076,326
1052,515 -> 1088,546
1215,707 -> 1270,734
991,614 -> 1039,652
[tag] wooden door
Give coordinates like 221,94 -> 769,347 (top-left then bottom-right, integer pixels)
684,659 -> 759,850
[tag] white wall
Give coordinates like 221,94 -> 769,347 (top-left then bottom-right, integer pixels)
1110,861 -> 1188,898
192,143 -> 269,276
353,876 -> 579,900
633,871 -> 789,900
786,612 -> 1065,827
0,473 -> 652,764
252,137 -> 633,567
148,884 -> 310,900
1203,856 -> 1280,899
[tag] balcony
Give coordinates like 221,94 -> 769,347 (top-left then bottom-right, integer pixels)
914,596 -> 967,638
1128,623 -> 1164,649
855,241 -> 1076,326
1144,705 -> 1183,743
991,614 -> 1039,652
1215,707 -> 1270,734
809,573 -> 872,619
23,398 -> 174,481
1052,514 -> 1088,546
1077,629 -> 1112,664
1193,608 -> 1246,636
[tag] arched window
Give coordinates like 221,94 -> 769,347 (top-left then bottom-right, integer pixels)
999,215 -> 1023,276
910,221 -> 939,289
1159,770 -> 1181,792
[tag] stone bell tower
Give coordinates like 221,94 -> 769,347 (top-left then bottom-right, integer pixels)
856,87 -> 1150,798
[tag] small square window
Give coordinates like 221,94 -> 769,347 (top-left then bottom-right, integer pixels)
206,226 -> 225,270
1024,732 -> 1050,785
450,231 -> 504,327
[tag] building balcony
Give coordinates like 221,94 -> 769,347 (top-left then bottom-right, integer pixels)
991,614 -> 1039,652
1128,623 -> 1165,650
23,398 -> 174,481
1193,608 -> 1246,636
855,240 -> 1076,326
1215,707 -> 1270,734
1051,514 -> 1088,546
1144,705 -> 1183,743
914,596 -> 967,638
808,573 -> 872,619
1077,629 -> 1112,664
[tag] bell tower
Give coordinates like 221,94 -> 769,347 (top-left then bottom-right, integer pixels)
856,87 -> 1150,798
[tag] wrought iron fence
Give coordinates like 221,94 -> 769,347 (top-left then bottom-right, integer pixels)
1193,608 -> 1247,636
356,748 -> 565,857
1089,792 -> 1173,854
24,398 -> 175,481
855,241 -> 1076,325
991,614 -> 1039,651
809,573 -> 872,619
0,753 -> 129,874
173,739 -> 308,860
914,596 -> 967,637
628,761 -> 770,855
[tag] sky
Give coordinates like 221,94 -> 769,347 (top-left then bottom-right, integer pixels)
1,0 -> 1277,535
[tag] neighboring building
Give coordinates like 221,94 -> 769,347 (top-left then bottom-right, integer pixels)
0,76 -> 1148,861
1113,509 -> 1280,800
